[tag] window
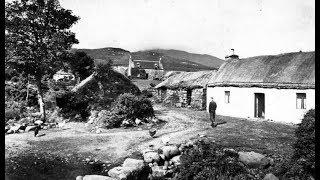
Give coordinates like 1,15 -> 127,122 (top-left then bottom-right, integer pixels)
296,93 -> 306,109
225,91 -> 230,103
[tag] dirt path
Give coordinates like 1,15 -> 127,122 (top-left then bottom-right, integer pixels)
5,104 -> 296,165
5,104 -> 211,163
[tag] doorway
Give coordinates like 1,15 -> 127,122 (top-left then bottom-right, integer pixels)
187,89 -> 192,105
254,93 -> 265,118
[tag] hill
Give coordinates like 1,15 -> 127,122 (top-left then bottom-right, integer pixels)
145,49 -> 224,69
71,47 -> 224,71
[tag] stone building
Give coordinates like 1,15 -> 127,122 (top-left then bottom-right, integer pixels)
155,71 -> 216,110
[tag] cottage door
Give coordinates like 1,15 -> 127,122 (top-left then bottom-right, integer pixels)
254,93 -> 265,118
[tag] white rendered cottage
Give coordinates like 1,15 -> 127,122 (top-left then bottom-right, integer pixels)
206,51 -> 315,124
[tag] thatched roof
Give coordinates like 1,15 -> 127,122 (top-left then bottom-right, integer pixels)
208,51 -> 315,89
155,70 -> 217,90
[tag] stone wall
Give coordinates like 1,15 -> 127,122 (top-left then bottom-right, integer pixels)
190,88 -> 206,110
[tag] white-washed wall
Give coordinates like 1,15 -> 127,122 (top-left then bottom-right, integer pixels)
207,86 -> 315,124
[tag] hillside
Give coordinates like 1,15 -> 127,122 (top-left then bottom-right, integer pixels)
147,49 -> 224,69
71,47 -> 223,71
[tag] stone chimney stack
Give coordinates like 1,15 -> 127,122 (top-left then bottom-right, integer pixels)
225,49 -> 239,60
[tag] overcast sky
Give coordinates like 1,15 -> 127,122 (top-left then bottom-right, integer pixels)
59,0 -> 314,59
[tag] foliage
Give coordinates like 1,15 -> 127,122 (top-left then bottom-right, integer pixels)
5,0 -> 79,121
175,139 -> 251,180
107,93 -> 155,127
65,51 -> 95,81
141,89 -> 153,98
275,109 -> 315,179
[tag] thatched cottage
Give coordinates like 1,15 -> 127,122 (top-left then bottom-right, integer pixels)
155,71 -> 216,110
207,51 -> 315,124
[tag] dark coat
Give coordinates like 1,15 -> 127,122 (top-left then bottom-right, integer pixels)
209,100 -> 217,113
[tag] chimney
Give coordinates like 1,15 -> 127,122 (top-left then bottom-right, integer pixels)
225,48 -> 239,60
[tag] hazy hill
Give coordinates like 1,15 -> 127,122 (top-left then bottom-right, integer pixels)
71,47 -> 224,71
148,49 -> 224,69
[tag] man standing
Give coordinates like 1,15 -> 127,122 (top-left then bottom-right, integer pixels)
209,97 -> 217,127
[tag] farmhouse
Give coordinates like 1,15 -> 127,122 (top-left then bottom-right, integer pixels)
207,51 -> 315,124
155,70 -> 216,110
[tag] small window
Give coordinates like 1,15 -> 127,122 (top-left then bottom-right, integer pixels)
296,93 -> 306,109
225,91 -> 230,103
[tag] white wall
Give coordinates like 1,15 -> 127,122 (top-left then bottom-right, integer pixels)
207,86 -> 315,124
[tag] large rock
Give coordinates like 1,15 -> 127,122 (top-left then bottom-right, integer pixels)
170,155 -> 181,166
263,173 -> 279,180
10,124 -> 22,133
150,165 -> 174,179
83,175 -> 116,180
34,120 -> 44,125
238,151 -> 266,167
143,151 -> 161,163
25,125 -> 37,132
108,158 -> 148,180
161,145 -> 180,160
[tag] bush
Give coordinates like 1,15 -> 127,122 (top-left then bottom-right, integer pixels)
276,109 -> 315,179
107,93 -> 154,127
175,139 -> 252,180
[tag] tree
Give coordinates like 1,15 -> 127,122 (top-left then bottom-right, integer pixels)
5,0 -> 79,122
67,51 -> 95,81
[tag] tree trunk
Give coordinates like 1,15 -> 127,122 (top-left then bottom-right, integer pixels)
26,74 -> 30,103
36,81 -> 46,123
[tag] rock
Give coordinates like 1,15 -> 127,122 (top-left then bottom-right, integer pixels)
170,155 -> 181,166
143,151 -> 161,163
10,124 -> 22,133
5,126 -> 10,133
34,120 -> 44,125
161,136 -> 170,145
96,129 -> 102,134
83,175 -> 116,180
122,158 -> 145,170
108,158 -> 148,180
135,118 -> 142,125
263,173 -> 279,180
238,151 -> 266,167
161,145 -> 180,160
151,166 -> 167,178
76,176 -> 83,180
18,129 -> 25,133
25,125 -> 37,132
42,126 -> 49,130
163,161 -> 169,170
6,129 -> 14,134
87,119 -> 94,124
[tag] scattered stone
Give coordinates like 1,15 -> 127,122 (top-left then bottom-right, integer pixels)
151,166 -> 167,178
83,175 -> 116,180
108,166 -> 131,180
135,118 -> 142,125
34,120 -> 44,125
238,151 -> 266,167
96,129 -> 102,134
143,151 -> 161,163
108,158 -> 147,180
223,148 -> 238,157
122,158 -> 145,170
263,173 -> 279,180
76,176 -> 83,180
10,124 -> 22,133
87,119 -> 94,124
170,155 -> 181,166
42,126 -> 49,130
5,126 -> 10,133
163,161 -> 169,170
161,145 -> 180,159
6,129 -> 14,134
18,129 -> 25,133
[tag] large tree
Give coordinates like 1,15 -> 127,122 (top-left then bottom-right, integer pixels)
68,51 -> 95,81
5,0 -> 79,122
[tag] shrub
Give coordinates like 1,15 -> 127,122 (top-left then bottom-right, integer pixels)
108,93 -> 154,127
175,139 -> 251,180
276,109 -> 315,179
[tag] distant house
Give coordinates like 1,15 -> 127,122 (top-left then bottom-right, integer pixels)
155,70 -> 217,110
127,55 -> 165,80
207,51 -> 315,124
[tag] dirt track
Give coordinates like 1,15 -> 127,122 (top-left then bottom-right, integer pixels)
5,104 -> 296,164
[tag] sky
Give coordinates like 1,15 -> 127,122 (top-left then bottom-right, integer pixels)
59,0 -> 314,59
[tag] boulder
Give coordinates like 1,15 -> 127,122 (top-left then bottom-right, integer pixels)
5,126 -> 10,133
135,118 -> 142,125
10,124 -> 22,133
161,145 -> 180,160
76,176 -> 83,180
170,155 -> 181,166
122,158 -> 145,170
143,151 -> 161,163
238,151 -> 266,167
223,148 -> 239,157
263,173 -> 279,180
108,158 -> 147,180
34,120 -> 44,125
83,175 -> 116,180
6,129 -> 14,134
25,125 -> 37,132
151,166 -> 167,178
